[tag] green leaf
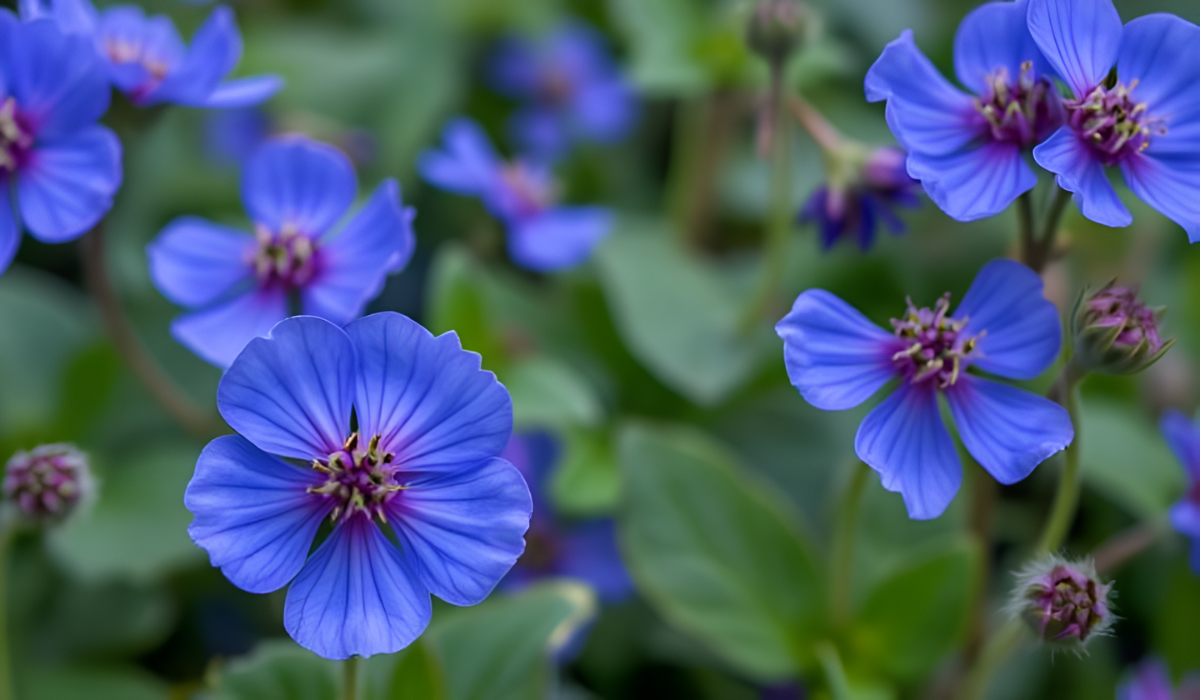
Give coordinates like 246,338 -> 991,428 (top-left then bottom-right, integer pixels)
431,581 -> 597,700
427,245 -> 507,369
40,579 -> 175,660
504,357 -> 603,430
608,0 -> 710,96
617,422 -> 824,680
850,538 -> 979,681
213,640 -> 337,700
551,426 -> 621,517
24,665 -> 167,700
363,640 -> 448,700
1079,398 -> 1184,518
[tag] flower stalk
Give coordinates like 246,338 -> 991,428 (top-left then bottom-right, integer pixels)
342,656 -> 359,700
830,460 -> 868,629
1037,367 -> 1085,553
0,525 -> 12,700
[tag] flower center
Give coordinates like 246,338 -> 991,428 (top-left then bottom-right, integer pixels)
538,67 -> 575,106
972,62 -> 1061,148
0,98 -> 33,174
1031,566 -> 1108,642
1067,80 -> 1165,165
499,163 -> 557,219
890,294 -> 981,389
251,224 -> 318,289
308,433 -> 403,523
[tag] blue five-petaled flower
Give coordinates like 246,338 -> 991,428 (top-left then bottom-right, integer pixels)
418,118 -> 612,272
776,259 -> 1073,519
865,0 -> 1063,222
0,10 -> 122,276
1160,409 -> 1200,573
147,135 -> 415,368
184,312 -> 533,660
1027,0 -> 1200,240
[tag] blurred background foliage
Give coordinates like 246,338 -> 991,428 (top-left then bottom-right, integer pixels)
3,0 -> 1200,697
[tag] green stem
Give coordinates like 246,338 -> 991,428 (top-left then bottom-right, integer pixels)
1016,191 -> 1035,269
815,641 -> 852,700
342,656 -> 359,700
741,93 -> 793,330
830,461 -> 868,629
961,620 -> 1025,700
1036,370 -> 1084,554
1028,187 -> 1072,272
963,458 -> 998,666
0,526 -> 15,700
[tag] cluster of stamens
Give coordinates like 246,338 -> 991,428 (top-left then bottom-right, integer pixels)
499,163 -> 557,219
973,61 -> 1062,147
0,97 -> 33,173
1025,563 -> 1112,643
105,39 -> 171,82
890,294 -> 981,389
308,433 -> 404,523
250,223 -> 318,289
1067,79 -> 1165,165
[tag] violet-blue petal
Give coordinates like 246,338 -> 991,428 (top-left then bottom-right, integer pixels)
1117,658 -> 1174,700
1161,409 -> 1200,482
1026,0 -> 1122,97
855,382 -> 961,520
508,108 -> 570,163
953,0 -> 1051,93
1117,14 -> 1200,141
572,76 -> 638,144
5,17 -> 109,139
147,217 -> 253,308
417,118 -> 501,197
301,180 -> 413,326
171,288 -> 287,369
1171,501 -> 1200,540
954,259 -> 1061,380
1033,127 -> 1132,227
905,141 -> 1035,221
775,289 -> 899,411
284,516 -> 432,660
945,375 -> 1072,485
19,0 -> 96,33
185,435 -> 332,594
98,8 -> 183,98
864,31 -> 978,156
507,206 -> 611,272
151,5 -> 239,106
217,315 -> 356,458
0,182 -> 18,276
17,125 -> 122,243
386,456 -> 531,606
242,137 -> 356,236
1121,154 -> 1200,243
559,520 -> 634,603
200,75 -> 285,109
345,313 -> 512,475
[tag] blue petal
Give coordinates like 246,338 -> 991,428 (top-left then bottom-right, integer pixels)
185,435 -> 332,594
905,141 -> 1036,221
0,181 -> 18,275
1121,153 -> 1200,243
147,216 -> 253,308
171,288 -> 287,369
486,35 -> 540,97
1033,127 -> 1132,227
507,108 -> 570,163
19,0 -> 97,34
301,180 -> 414,326
1171,500 -> 1200,539
242,137 -> 357,236
1116,658 -> 1173,700
97,8 -> 185,99
1161,409 -> 1200,482
199,75 -> 285,109
559,520 -> 634,603
775,289 -> 898,411
1118,15 -> 1200,159
5,18 -> 109,139
954,0 -> 1054,93
945,375 -> 1072,484
507,206 -> 611,272
217,315 -> 356,459
17,125 -> 122,243
571,75 -> 638,145
954,259 -> 1062,380
1026,0 -> 1122,97
417,118 -> 502,198
1191,539 -> 1200,576
864,31 -> 978,156
386,456 -> 531,606
855,382 -> 961,520
150,6 -> 239,106
344,312 -> 512,475
284,515 -> 432,660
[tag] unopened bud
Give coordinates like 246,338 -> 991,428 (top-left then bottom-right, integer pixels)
1009,555 -> 1114,649
1072,283 -> 1172,376
3,444 -> 95,525
746,0 -> 807,65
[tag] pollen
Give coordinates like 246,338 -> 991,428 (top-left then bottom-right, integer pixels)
307,432 -> 404,523
890,293 -> 983,389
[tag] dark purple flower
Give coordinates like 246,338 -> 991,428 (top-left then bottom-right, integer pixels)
0,11 -> 122,276
800,146 -> 921,250
487,21 -> 637,161
865,0 -> 1063,221
1118,657 -> 1200,700
185,313 -> 532,659
1027,0 -> 1200,240
418,118 -> 612,272
1012,555 -> 1113,646
147,136 -> 415,368
1160,410 -> 1200,573
776,259 -> 1072,519
3,444 -> 95,523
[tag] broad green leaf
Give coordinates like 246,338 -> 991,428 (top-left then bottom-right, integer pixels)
427,245 -> 507,369
1079,398 -> 1184,518
617,422 -> 824,680
551,426 -> 621,517
213,640 -> 336,700
505,357 -> 603,430
363,640 -> 448,700
40,579 -> 175,660
24,665 -> 167,700
850,538 -> 978,681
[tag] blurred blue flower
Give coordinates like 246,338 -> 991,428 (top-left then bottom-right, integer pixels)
185,313 -> 532,660
418,118 -> 612,272
1027,0 -> 1200,241
203,107 -> 270,166
20,0 -> 282,108
1117,656 -> 1200,700
487,21 -> 637,161
0,11 -> 122,276
1160,409 -> 1200,572
776,259 -> 1072,519
500,432 -> 633,603
801,146 -> 920,250
865,0 -> 1063,221
147,136 -> 415,368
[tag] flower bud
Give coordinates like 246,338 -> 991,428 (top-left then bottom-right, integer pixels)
746,0 -> 807,66
1071,283 -> 1173,376
3,444 -> 95,525
1009,555 -> 1114,649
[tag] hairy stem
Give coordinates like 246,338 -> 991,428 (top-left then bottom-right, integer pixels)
830,461 -> 868,629
342,656 -> 359,700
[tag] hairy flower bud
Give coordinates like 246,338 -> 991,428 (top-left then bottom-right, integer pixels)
746,0 -> 807,65
3,444 -> 95,524
1072,283 -> 1173,376
1009,555 -> 1114,649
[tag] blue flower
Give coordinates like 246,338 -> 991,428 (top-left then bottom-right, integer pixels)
776,259 -> 1073,519
1027,0 -> 1200,240
147,136 -> 415,368
865,0 -> 1063,221
20,0 -> 282,108
801,146 -> 921,250
1117,656 -> 1200,700
500,432 -> 633,604
487,21 -> 637,161
418,118 -> 612,272
1160,409 -> 1200,573
0,11 -> 122,276
184,313 -> 533,660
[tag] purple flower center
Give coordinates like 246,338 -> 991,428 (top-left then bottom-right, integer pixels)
537,67 -> 575,106
1067,80 -> 1166,166
0,97 -> 34,174
308,432 -> 403,523
251,224 -> 319,289
105,38 -> 173,101
972,62 -> 1061,148
3,445 -> 88,520
890,294 -> 981,388
1085,285 -> 1163,352
1027,565 -> 1110,642
499,163 -> 557,219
